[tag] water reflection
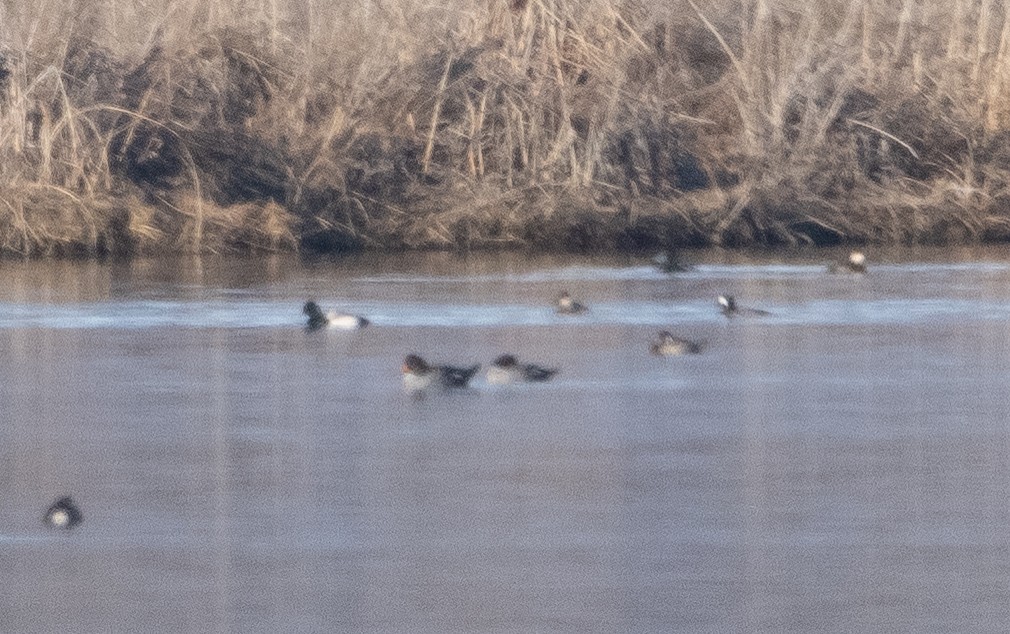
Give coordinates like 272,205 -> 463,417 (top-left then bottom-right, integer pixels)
1,248 -> 1010,631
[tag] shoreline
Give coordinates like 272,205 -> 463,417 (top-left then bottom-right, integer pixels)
0,185 -> 1006,258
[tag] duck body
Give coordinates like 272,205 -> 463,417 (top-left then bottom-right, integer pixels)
303,301 -> 370,330
486,354 -> 559,384
652,249 -> 692,273
45,496 -> 83,530
402,354 -> 480,393
650,332 -> 703,356
718,295 -> 771,317
828,251 -> 867,274
555,291 -> 588,315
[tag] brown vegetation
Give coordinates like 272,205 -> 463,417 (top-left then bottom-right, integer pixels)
2,0 -> 1010,255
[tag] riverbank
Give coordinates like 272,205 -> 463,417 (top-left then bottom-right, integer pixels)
2,1 -> 1010,256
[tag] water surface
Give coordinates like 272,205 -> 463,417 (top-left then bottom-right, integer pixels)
2,247 -> 1010,632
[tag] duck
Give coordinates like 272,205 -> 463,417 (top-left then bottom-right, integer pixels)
44,496 -> 83,530
402,354 -> 480,393
650,331 -> 704,356
303,300 -> 370,330
718,295 -> 771,317
828,251 -> 867,274
652,248 -> 692,273
555,291 -> 588,315
486,354 -> 559,384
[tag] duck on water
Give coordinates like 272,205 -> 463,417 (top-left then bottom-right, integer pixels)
486,354 -> 559,384
402,354 -> 480,393
303,301 -> 370,330
44,496 -> 83,530
828,251 -> 868,274
718,295 -> 771,317
650,331 -> 704,356
555,291 -> 588,315
652,248 -> 692,273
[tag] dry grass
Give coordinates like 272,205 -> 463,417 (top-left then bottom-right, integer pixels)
2,0 -> 1010,255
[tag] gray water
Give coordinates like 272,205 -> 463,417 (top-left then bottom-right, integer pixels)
2,248 -> 1010,632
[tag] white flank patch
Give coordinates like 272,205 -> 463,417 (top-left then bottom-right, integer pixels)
326,313 -> 363,330
403,372 -> 435,392
486,367 -> 516,385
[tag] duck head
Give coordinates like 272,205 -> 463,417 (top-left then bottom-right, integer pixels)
402,354 -> 430,374
303,301 -> 323,318
493,354 -> 519,368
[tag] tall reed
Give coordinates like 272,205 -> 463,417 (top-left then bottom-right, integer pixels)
0,0 -> 1009,254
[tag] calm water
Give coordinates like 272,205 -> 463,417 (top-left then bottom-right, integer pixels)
2,248 -> 1010,632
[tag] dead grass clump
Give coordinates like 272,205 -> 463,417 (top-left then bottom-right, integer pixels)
0,51 -> 11,96
62,39 -> 125,117
187,129 -> 290,205
170,194 -> 296,253
292,131 -> 427,252
602,115 -> 711,196
872,93 -> 977,182
112,31 -> 282,199
0,186 -> 161,256
381,183 -> 708,252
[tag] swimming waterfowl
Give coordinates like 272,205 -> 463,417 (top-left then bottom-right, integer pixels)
555,291 -> 588,315
652,248 -> 692,273
650,331 -> 704,356
828,251 -> 867,274
718,295 -> 771,317
486,354 -> 559,384
303,301 -> 370,330
44,496 -> 82,530
402,354 -> 480,393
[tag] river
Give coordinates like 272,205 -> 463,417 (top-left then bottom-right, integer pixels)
2,247 -> 1009,632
